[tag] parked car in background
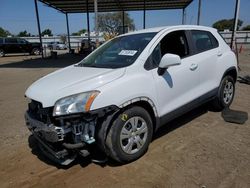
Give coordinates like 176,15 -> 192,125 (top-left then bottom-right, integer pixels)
0,37 -> 41,57
79,39 -> 96,54
25,25 -> 237,165
47,42 -> 67,50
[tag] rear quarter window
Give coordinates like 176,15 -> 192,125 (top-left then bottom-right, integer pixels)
191,30 -> 218,53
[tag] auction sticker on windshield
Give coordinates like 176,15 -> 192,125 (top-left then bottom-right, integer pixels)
118,50 -> 137,56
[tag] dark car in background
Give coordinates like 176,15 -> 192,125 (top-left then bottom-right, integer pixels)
0,37 -> 41,57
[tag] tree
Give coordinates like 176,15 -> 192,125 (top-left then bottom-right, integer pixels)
72,29 -> 87,36
41,29 -> 53,36
17,30 -> 31,37
242,25 -> 250,31
0,27 -> 11,37
60,35 -> 67,44
212,18 -> 243,31
98,12 -> 135,38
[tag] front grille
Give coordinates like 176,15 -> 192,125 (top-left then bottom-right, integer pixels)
28,100 -> 53,124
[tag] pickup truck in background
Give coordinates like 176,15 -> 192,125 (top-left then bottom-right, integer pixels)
0,37 -> 41,57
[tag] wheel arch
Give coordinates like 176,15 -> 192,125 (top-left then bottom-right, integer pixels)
222,67 -> 237,82
96,97 -> 158,154
119,97 -> 158,133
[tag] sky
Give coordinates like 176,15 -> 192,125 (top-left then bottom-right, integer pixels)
0,0 -> 250,35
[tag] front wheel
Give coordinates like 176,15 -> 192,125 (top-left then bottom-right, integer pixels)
106,106 -> 153,163
211,75 -> 235,110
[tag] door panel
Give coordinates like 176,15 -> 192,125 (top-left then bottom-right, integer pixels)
151,56 -> 200,117
191,49 -> 218,96
147,30 -> 200,118
190,30 -> 219,96
5,38 -> 19,53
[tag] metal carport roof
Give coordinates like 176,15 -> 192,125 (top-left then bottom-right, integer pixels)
39,0 -> 193,13
35,0 -> 195,58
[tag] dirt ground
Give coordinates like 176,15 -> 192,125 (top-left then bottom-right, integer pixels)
0,50 -> 249,188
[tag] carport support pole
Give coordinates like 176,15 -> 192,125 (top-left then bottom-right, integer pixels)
86,0 -> 91,45
122,11 -> 125,34
182,8 -> 186,24
94,0 -> 99,46
66,13 -> 71,52
197,0 -> 201,25
230,0 -> 241,49
143,0 -> 146,29
34,0 -> 44,58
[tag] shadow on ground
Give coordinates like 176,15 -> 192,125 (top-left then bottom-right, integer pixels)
28,104 -> 209,169
0,53 -> 85,69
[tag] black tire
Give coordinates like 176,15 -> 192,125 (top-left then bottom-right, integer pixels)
106,106 -> 153,163
31,48 -> 40,55
0,49 -> 5,57
211,75 -> 235,111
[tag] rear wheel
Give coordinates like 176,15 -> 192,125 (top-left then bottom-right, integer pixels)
32,48 -> 40,55
211,75 -> 235,110
106,106 -> 153,163
0,49 -> 5,57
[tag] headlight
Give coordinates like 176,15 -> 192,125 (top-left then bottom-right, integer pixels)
53,91 -> 99,116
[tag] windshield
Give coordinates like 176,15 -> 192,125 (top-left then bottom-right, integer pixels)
77,32 -> 156,68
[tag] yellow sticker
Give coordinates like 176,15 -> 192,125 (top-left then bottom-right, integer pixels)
121,114 -> 128,121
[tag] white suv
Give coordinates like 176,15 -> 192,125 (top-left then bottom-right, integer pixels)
25,25 -> 237,165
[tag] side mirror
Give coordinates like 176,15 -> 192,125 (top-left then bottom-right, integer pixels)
159,53 -> 181,69
158,53 -> 181,75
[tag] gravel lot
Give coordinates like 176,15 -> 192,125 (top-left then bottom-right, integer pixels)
0,50 -> 249,188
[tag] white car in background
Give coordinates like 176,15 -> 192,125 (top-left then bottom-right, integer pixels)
47,41 -> 67,50
25,25 -> 237,165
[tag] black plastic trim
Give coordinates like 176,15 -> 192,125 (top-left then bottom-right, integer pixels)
222,67 -> 238,81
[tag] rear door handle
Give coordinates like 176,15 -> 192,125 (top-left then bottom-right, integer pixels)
190,63 -> 198,71
217,51 -> 223,56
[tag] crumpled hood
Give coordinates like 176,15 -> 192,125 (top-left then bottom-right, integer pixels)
25,65 -> 126,107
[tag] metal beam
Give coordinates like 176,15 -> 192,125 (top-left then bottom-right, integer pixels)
65,6 -> 186,13
39,0 -> 193,13
143,0 -> 146,29
197,0 -> 201,25
94,0 -> 99,46
182,8 -> 186,24
122,11 -> 125,34
66,13 -> 71,52
86,0 -> 90,44
34,0 -> 44,58
231,0 -> 240,49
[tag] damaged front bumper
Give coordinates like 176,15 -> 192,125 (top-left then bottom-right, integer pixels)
25,102 -> 118,165
25,112 -> 80,165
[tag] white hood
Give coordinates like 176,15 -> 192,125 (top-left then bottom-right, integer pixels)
25,65 -> 126,107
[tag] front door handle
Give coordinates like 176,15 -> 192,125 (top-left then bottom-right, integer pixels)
190,63 -> 198,71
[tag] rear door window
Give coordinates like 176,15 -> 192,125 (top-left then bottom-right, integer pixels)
5,38 -> 18,44
191,30 -> 218,53
0,38 -> 3,44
